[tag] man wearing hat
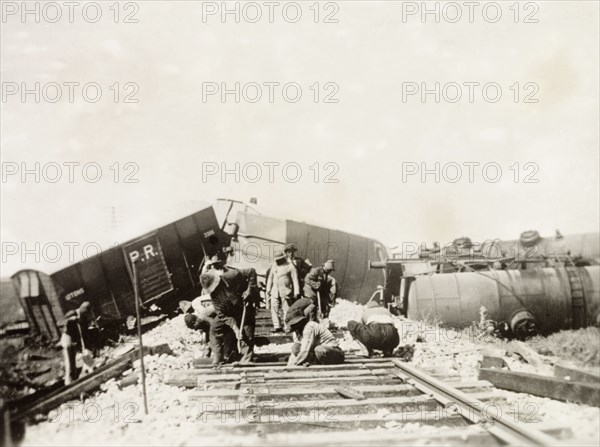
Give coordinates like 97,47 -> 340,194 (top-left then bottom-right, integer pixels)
347,301 -> 399,357
284,243 -> 312,292
286,296 -> 317,323
266,249 -> 301,333
286,308 -> 345,366
304,260 -> 338,319
204,255 -> 260,307
200,271 -> 254,365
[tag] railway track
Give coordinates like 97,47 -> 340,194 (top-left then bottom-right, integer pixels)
4,310 -> 580,446
161,311 -> 569,446
164,355 -> 569,446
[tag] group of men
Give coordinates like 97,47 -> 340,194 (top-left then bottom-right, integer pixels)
60,243 -> 399,376
184,243 -> 343,366
266,243 -> 338,332
184,242 -> 400,367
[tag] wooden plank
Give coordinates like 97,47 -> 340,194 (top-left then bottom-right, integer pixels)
231,376 -> 404,389
194,428 -> 501,446
189,362 -> 396,375
198,412 -> 467,435
166,367 -> 397,387
190,381 -> 495,400
554,363 -> 600,385
190,384 -> 420,401
196,395 -> 441,419
192,356 -> 394,368
333,386 -> 366,400
478,368 -> 600,407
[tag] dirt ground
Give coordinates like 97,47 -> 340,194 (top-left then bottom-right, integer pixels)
12,300 -> 600,446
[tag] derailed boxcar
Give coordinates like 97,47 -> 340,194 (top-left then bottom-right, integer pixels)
14,206 -> 230,337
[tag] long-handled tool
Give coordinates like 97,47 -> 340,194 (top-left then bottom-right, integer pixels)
316,291 -> 323,321
238,301 -> 248,352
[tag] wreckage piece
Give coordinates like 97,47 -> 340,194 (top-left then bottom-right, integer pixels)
478,368 -> 600,407
7,344 -> 169,421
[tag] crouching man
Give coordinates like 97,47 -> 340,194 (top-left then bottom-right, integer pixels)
286,308 -> 344,366
348,301 -> 399,357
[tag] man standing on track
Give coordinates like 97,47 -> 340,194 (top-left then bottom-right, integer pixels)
266,250 -> 300,333
284,243 -> 312,293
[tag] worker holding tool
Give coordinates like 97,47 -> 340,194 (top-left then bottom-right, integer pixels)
266,250 -> 300,333
286,308 -> 345,366
200,271 -> 254,365
204,255 -> 261,307
347,301 -> 399,358
60,301 -> 97,384
304,260 -> 338,320
184,295 -> 238,361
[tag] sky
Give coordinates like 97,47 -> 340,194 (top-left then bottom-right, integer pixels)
1,0 -> 599,276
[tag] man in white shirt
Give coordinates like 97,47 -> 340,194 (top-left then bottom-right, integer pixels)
347,301 -> 399,357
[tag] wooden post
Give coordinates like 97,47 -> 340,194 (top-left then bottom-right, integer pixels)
132,261 -> 149,415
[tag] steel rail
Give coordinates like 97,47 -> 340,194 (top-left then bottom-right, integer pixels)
392,359 -> 556,446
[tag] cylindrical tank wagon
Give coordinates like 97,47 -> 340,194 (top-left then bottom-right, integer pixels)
407,266 -> 600,337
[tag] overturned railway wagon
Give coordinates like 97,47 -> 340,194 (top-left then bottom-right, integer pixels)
408,266 -> 600,334
226,211 -> 388,303
11,207 -> 231,338
372,230 -> 600,337
10,204 -> 388,338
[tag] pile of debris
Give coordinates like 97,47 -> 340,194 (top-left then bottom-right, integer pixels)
328,299 -> 365,329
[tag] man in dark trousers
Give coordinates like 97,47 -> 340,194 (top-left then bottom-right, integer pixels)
184,294 -> 236,361
347,301 -> 399,357
286,308 -> 344,366
304,260 -> 338,319
60,301 -> 96,384
284,243 -> 312,292
200,271 -> 255,365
